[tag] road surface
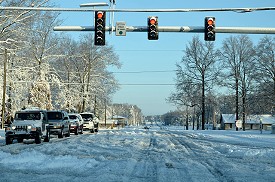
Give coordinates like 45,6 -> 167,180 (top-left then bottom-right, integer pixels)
0,126 -> 275,181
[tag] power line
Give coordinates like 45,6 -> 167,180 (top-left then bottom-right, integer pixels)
119,83 -> 175,86
115,50 -> 183,52
3,80 -> 175,86
112,70 -> 176,74
1,6 -> 275,13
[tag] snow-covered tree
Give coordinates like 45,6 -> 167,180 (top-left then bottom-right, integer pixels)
52,33 -> 121,113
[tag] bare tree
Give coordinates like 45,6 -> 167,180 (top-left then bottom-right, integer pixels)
169,36 -> 220,130
220,35 -> 255,130
254,36 -> 275,115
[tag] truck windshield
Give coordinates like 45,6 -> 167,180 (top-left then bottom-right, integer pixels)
47,112 -> 62,120
69,115 -> 77,119
15,113 -> 41,120
80,114 -> 93,120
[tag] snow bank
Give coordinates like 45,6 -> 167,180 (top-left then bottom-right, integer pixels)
0,149 -> 99,170
0,129 -> 4,137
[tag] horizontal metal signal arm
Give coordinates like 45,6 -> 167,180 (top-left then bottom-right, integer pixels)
53,26 -> 275,34
54,26 -> 95,31
217,27 -> 275,34
54,26 -> 205,32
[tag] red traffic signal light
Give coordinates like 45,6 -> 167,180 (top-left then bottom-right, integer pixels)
94,11 -> 106,46
148,16 -> 158,40
97,11 -> 104,19
204,17 -> 215,41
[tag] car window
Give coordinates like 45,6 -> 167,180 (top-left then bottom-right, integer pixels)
80,114 -> 93,120
15,113 -> 41,120
69,115 -> 77,119
48,112 -> 62,120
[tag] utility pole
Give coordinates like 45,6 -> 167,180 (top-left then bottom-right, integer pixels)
1,49 -> 7,129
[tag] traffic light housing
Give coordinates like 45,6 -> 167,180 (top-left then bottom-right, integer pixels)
204,17 -> 215,41
148,16 -> 158,40
94,11 -> 106,46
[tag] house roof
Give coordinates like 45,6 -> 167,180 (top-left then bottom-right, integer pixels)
247,115 -> 275,124
99,119 -> 115,124
221,114 -> 275,124
112,115 -> 127,120
221,114 -> 236,124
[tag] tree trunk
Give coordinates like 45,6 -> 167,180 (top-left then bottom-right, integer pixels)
202,71 -> 205,130
242,72 -> 246,131
235,77 -> 239,131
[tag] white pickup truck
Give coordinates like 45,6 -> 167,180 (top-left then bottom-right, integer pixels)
5,109 -> 50,145
80,112 -> 99,133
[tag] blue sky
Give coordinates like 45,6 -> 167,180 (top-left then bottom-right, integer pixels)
52,0 -> 275,116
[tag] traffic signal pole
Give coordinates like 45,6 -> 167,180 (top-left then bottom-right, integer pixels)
53,25 -> 275,34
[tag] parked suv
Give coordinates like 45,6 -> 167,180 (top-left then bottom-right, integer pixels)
5,108 -> 50,145
68,113 -> 83,135
80,112 -> 98,133
47,110 -> 70,138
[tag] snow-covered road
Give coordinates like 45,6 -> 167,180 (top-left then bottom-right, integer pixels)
1,126 -> 275,182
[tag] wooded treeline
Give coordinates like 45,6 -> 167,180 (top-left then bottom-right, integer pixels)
168,35 -> 275,130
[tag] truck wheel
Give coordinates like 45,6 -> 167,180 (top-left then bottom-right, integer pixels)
90,129 -> 94,133
5,136 -> 13,145
65,129 -> 70,137
35,133 -> 41,144
44,128 -> 50,142
75,127 -> 79,135
79,126 -> 83,134
58,129 -> 63,138
44,136 -> 50,142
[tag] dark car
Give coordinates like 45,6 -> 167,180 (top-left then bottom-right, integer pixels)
47,110 -> 70,138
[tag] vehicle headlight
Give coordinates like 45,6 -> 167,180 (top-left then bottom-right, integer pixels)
54,124 -> 61,128
27,126 -> 32,130
12,126 -> 16,130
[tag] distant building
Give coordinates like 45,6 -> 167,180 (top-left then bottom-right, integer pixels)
99,115 -> 128,129
220,114 -> 275,130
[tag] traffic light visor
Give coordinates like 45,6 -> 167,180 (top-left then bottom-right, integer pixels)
97,11 -> 104,19
150,18 -> 156,25
207,18 -> 214,25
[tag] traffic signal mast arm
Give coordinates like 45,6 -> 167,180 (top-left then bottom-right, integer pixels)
54,25 -> 275,34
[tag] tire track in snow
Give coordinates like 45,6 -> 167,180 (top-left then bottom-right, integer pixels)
127,132 -> 159,182
169,134 -> 233,182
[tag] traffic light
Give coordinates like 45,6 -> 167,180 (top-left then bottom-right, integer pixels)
94,11 -> 106,46
204,17 -> 215,41
147,16 -> 158,40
